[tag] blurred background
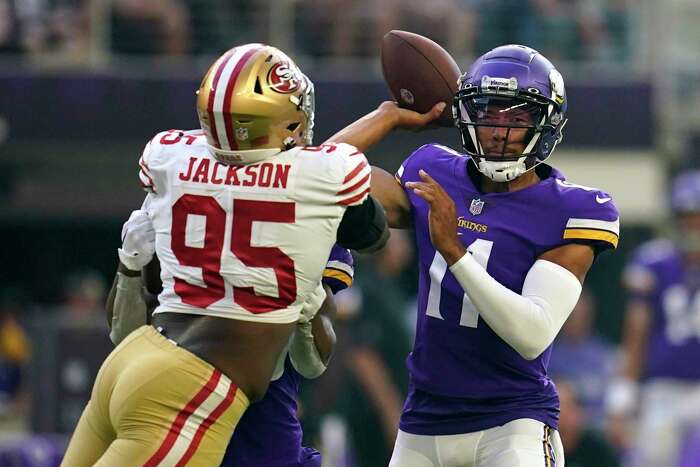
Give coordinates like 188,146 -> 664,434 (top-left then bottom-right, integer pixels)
0,0 -> 699,465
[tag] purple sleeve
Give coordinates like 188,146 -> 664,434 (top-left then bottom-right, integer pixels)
322,245 -> 354,294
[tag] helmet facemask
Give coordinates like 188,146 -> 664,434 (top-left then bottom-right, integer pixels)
454,86 -> 566,182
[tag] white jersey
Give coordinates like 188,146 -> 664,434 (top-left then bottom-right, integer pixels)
138,129 -> 370,324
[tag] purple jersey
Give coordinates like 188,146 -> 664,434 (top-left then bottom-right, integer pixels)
222,245 -> 353,466
623,239 -> 700,380
396,144 -> 619,435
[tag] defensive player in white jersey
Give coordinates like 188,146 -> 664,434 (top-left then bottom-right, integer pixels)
61,43 -> 388,466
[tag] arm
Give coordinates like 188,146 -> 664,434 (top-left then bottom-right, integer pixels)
105,209 -> 156,344
327,101 -> 444,230
408,169 -> 590,360
310,284 -> 337,364
326,101 -> 445,153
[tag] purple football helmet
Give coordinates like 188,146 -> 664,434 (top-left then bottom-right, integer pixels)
670,171 -> 700,213
453,44 -> 568,182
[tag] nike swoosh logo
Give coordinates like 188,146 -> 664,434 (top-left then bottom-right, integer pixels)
596,195 -> 611,204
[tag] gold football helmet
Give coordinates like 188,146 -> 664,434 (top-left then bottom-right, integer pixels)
196,43 -> 315,165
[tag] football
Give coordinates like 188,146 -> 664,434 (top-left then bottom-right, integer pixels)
381,30 -> 461,127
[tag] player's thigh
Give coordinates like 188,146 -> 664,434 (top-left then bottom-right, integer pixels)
476,419 -> 562,467
388,430 -> 438,467
61,400 -> 114,467
111,326 -> 250,466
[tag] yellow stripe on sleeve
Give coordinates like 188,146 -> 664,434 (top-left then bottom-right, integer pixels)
323,268 -> 353,287
563,228 -> 619,248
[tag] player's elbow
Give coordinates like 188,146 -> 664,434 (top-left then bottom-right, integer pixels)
510,318 -> 558,361
516,341 -> 549,361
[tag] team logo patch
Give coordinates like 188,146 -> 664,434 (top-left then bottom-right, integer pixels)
469,198 -> 485,216
267,62 -> 301,94
235,127 -> 249,141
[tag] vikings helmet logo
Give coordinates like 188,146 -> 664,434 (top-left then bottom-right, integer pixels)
267,62 -> 301,94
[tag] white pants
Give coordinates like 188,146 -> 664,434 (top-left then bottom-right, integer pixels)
633,380 -> 700,467
389,418 -> 564,467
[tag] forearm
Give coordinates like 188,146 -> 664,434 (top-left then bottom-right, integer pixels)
108,263 -> 149,345
326,105 -> 398,152
106,262 -> 141,328
450,254 -> 582,360
311,285 -> 337,364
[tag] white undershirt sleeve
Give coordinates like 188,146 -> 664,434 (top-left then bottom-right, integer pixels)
449,254 -> 582,360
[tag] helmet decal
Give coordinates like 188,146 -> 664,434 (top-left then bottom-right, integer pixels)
267,62 -> 302,94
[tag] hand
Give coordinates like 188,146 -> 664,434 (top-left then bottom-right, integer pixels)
406,170 -> 465,264
378,101 -> 446,131
118,210 -> 155,271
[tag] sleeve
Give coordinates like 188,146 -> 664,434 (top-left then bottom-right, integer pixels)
334,143 -> 371,206
561,189 -> 620,254
322,245 -> 354,294
394,144 -> 432,186
138,138 -> 157,193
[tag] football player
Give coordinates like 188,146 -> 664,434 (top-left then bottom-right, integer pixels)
328,44 -> 620,466
105,218 -> 353,467
606,171 -> 700,467
62,43 -> 388,466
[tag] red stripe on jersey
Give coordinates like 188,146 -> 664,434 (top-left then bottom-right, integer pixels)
336,172 -> 370,195
139,159 -> 155,188
143,370 -> 221,467
206,49 -> 237,149
337,188 -> 370,206
175,383 -> 237,466
349,151 -> 363,156
223,46 -> 262,150
343,160 -> 368,184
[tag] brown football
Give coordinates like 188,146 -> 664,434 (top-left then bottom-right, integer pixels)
381,30 -> 461,127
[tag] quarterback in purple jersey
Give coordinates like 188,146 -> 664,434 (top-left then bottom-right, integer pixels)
329,44 -> 619,466
606,172 -> 700,467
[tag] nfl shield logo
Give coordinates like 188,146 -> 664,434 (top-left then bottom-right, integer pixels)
469,198 -> 485,216
235,127 -> 249,141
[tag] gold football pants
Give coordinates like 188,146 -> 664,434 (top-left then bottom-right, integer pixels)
61,325 -> 249,466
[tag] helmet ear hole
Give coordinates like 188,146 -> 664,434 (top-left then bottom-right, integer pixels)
287,122 -> 300,132
254,77 -> 263,95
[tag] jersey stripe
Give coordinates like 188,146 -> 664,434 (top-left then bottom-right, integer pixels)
323,267 -> 353,288
343,160 -> 368,184
326,260 -> 354,278
337,173 -> 370,195
563,228 -> 619,248
139,158 -> 155,191
337,188 -> 370,206
565,217 -> 619,235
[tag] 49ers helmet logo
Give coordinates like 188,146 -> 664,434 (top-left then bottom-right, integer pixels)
267,62 -> 301,93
